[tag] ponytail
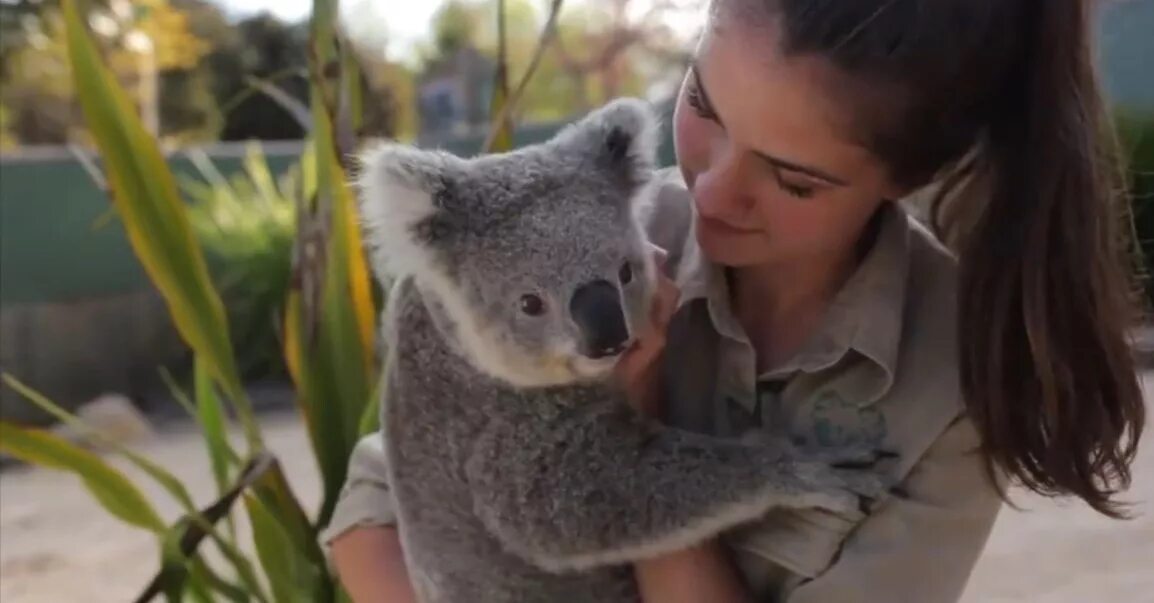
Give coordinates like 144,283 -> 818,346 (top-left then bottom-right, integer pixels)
944,0 -> 1145,518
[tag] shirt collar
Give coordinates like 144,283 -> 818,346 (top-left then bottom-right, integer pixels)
672,201 -> 912,407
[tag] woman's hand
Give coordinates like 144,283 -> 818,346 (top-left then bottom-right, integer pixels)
614,245 -> 680,418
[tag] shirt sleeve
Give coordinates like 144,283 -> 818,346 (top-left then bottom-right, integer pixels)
784,415 -> 1004,603
320,431 -> 397,547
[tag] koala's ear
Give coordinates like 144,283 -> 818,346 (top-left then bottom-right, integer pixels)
354,141 -> 457,275
584,97 -> 661,185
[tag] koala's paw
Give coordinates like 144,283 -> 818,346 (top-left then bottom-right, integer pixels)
789,445 -> 900,515
794,468 -> 888,516
795,443 -> 896,470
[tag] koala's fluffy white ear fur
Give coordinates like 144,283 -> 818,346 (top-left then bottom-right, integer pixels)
355,141 -> 452,278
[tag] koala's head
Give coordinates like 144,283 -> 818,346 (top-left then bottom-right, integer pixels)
357,98 -> 663,388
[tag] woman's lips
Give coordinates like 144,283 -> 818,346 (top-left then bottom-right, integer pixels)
698,215 -> 760,236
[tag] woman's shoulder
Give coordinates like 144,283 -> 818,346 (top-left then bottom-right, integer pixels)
901,210 -> 961,358
877,208 -> 968,458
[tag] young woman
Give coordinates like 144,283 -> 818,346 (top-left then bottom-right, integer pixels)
324,0 -> 1147,601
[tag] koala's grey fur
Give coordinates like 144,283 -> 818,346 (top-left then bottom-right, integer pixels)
355,97 -> 890,603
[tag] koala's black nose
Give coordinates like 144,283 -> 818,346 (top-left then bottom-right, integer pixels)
570,280 -> 629,358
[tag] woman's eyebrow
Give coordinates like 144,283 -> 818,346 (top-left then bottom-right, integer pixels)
689,61 -> 849,188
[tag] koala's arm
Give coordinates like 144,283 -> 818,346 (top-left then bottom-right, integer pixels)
465,402 -> 882,574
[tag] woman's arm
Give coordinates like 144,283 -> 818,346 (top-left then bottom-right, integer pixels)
323,434 -> 418,602
329,526 -> 418,603
634,541 -> 755,603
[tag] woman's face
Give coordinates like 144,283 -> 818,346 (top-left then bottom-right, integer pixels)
673,12 -> 906,268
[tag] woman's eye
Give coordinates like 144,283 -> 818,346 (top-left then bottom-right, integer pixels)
519,294 -> 546,316
619,261 -> 633,285
780,181 -> 815,199
686,84 -> 717,121
771,169 -> 816,199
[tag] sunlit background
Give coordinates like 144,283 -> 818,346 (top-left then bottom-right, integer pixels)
0,0 -> 708,148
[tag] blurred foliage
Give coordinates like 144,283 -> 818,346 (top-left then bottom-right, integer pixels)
0,102 -> 17,150
1116,109 -> 1154,304
0,0 -> 214,144
210,12 -> 311,141
110,0 -> 211,71
182,143 -> 301,380
413,0 -> 695,124
0,0 -> 411,146
0,0 -> 699,147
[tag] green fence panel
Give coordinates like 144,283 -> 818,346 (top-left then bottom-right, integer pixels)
0,143 -> 303,306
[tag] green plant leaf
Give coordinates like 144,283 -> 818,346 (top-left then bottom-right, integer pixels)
59,0 -> 260,451
155,524 -> 198,603
287,0 -> 381,530
158,368 -> 201,422
357,374 -> 382,438
255,460 -> 321,558
243,142 -> 283,208
133,452 -> 277,603
244,493 -> 317,603
189,556 -> 250,603
244,75 -> 314,134
340,39 -> 365,145
241,455 -> 332,602
156,365 -> 241,494
285,176 -> 377,528
0,422 -> 167,533
485,0 -> 514,153
194,356 -> 238,495
1,374 -> 263,602
184,562 -> 215,603
483,0 -> 566,153
2,373 -> 203,512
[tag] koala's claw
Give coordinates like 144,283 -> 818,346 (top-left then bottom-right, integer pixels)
793,444 -> 893,470
783,445 -> 900,515
831,466 -> 890,500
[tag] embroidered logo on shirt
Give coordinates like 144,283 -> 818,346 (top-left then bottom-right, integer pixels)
798,391 -> 888,449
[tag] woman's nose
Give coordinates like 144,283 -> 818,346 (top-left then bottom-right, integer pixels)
693,151 -> 749,219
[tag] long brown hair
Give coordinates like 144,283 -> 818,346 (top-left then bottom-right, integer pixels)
740,0 -> 1146,517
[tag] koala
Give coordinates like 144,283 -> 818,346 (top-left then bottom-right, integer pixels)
355,97 -> 891,603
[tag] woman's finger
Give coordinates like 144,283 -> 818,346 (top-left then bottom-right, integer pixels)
652,275 -> 680,331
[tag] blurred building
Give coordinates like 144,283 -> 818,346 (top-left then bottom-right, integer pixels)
415,45 -> 497,139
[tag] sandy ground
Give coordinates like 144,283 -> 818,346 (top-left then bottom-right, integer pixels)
2,379 -> 1152,603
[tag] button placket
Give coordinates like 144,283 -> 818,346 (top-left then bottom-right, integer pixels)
755,378 -> 793,438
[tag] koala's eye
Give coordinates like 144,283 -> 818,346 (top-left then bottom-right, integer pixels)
519,294 -> 546,317
618,261 -> 633,285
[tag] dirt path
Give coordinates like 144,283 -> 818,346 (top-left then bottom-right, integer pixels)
2,380 -> 1151,602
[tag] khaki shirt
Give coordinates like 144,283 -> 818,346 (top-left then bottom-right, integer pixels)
323,168 -> 1004,602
